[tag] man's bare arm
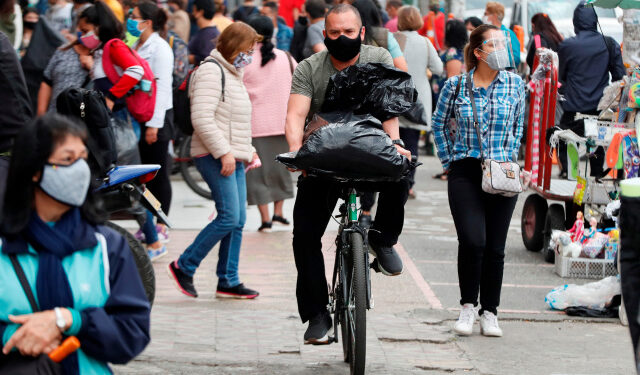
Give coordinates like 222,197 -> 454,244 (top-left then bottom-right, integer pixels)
285,94 -> 312,152
382,117 -> 411,158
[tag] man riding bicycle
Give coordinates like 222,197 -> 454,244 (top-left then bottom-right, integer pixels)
285,4 -> 411,345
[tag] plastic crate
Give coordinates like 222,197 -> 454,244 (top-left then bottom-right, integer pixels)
555,255 -> 617,279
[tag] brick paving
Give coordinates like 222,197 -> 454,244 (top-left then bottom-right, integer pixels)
113,230 -> 476,375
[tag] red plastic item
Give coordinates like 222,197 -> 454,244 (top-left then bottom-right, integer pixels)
49,336 -> 81,363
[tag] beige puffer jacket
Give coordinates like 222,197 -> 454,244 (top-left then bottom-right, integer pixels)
189,49 -> 255,162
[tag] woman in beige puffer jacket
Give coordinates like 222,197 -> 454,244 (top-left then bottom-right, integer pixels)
168,22 -> 261,300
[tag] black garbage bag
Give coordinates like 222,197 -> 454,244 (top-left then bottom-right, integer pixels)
321,63 -> 418,122
277,112 -> 411,181
110,117 -> 141,165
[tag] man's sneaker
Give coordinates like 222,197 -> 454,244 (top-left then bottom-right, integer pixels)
135,229 -> 145,243
147,245 -> 168,261
359,214 -> 372,229
369,245 -> 403,276
304,311 -> 333,345
167,260 -> 198,298
216,283 -> 260,299
258,222 -> 272,232
479,311 -> 503,337
453,304 -> 477,336
156,224 -> 170,243
272,215 -> 290,225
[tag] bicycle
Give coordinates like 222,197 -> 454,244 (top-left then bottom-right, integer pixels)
173,134 -> 212,199
328,184 -> 373,375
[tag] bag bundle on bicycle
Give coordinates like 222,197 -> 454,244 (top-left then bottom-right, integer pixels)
277,63 -> 418,181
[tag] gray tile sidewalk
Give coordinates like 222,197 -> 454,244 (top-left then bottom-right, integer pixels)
113,230 -> 475,375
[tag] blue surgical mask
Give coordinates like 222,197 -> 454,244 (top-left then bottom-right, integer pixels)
233,52 -> 252,69
126,18 -> 145,37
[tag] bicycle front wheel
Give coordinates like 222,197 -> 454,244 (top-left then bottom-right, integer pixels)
348,232 -> 367,375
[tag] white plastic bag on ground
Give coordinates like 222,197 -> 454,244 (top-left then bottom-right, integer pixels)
545,276 -> 621,310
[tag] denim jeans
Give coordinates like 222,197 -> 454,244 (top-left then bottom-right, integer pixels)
141,210 -> 158,244
178,155 -> 247,288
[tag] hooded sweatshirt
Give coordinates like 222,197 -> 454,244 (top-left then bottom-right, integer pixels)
558,1 -> 625,113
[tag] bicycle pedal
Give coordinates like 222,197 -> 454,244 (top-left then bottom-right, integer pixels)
370,259 -> 381,273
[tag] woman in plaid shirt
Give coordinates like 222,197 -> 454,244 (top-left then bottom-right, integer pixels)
431,24 -> 525,338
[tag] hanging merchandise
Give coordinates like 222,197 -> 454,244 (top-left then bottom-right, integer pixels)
622,134 -> 640,178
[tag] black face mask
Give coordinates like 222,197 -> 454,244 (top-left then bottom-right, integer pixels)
297,16 -> 308,26
324,30 -> 362,62
23,21 -> 37,30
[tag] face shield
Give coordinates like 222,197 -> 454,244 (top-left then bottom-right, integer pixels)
478,30 -> 512,70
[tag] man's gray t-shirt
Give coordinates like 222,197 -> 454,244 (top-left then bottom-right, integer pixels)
302,20 -> 325,59
291,45 -> 393,118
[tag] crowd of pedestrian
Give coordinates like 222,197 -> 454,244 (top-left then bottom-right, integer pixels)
0,0 -> 637,372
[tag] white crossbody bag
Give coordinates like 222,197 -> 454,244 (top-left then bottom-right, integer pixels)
466,73 -> 523,197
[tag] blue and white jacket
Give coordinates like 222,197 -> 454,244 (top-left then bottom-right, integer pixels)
0,225 -> 151,374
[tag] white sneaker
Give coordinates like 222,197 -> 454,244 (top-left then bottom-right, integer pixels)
479,311 -> 503,337
453,304 -> 477,336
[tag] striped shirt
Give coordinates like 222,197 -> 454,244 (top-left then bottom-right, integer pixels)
431,68 -> 526,170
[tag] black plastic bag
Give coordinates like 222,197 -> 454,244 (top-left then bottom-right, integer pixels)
321,63 -> 418,122
277,112 -> 411,181
110,117 -> 141,165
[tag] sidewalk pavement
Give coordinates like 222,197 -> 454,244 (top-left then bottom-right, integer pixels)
113,229 -> 476,375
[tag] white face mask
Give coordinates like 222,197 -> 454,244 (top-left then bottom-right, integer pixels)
482,15 -> 491,25
478,32 -> 511,70
39,159 -> 91,207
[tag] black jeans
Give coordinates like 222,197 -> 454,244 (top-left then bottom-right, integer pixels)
399,128 -> 420,188
448,158 -> 517,315
139,138 -> 172,215
292,175 -> 409,322
361,128 -> 419,211
620,196 -> 640,369
558,109 -> 598,173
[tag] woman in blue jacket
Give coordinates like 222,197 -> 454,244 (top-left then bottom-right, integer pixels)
0,114 -> 150,374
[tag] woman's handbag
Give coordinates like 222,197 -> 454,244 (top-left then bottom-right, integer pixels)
466,73 -> 523,197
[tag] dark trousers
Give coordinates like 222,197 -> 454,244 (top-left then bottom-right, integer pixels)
620,196 -> 640,370
361,128 -> 420,211
448,158 -> 517,315
292,175 -> 409,322
0,156 -> 9,216
139,138 -> 172,215
399,128 -> 420,188
558,109 -> 598,173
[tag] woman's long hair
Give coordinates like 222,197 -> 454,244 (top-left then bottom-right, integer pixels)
1,114 -> 106,237
444,19 -> 468,51
137,0 -> 169,33
531,13 -> 563,47
248,15 -> 275,67
464,24 -> 499,72
79,1 -> 124,44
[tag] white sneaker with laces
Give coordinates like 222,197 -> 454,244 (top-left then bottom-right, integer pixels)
479,311 -> 503,337
453,303 -> 477,336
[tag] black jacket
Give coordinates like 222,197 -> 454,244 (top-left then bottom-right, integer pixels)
526,32 -> 559,72
558,1 -> 626,113
0,32 -> 32,154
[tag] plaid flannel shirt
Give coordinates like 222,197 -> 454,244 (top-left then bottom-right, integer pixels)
431,69 -> 526,171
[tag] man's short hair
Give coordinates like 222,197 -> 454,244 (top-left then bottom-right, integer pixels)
168,0 -> 185,10
324,3 -> 361,28
386,0 -> 402,9
263,1 -> 278,14
305,0 -> 326,20
485,1 -> 505,22
194,0 -> 215,19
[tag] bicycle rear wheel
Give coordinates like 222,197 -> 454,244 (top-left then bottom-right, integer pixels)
348,232 -> 367,375
178,136 -> 212,200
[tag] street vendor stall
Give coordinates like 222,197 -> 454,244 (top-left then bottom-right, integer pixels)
520,10 -> 640,271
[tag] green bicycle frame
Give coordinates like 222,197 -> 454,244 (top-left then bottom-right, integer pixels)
348,188 -> 358,222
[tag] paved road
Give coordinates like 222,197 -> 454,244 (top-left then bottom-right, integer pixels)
113,155 -> 636,375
